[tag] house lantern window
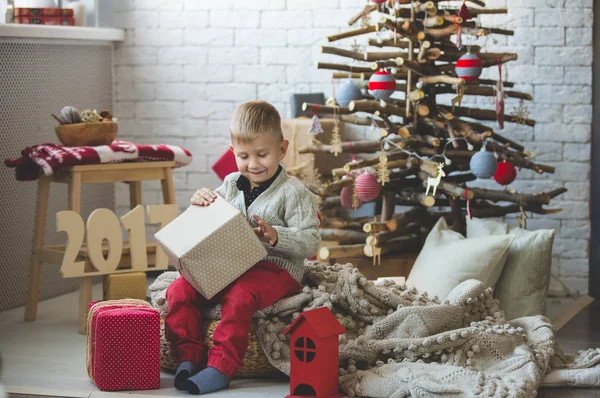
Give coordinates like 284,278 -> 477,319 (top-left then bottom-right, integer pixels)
294,337 -> 317,363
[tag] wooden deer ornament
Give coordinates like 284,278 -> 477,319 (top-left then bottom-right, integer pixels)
425,163 -> 445,197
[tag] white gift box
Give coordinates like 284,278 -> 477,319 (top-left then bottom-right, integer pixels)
154,196 -> 268,299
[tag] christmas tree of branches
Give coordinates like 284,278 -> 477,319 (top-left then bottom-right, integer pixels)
297,0 -> 566,265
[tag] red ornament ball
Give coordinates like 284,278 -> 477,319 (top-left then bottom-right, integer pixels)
372,0 -> 386,3
355,173 -> 381,202
494,161 -> 517,185
340,185 -> 362,209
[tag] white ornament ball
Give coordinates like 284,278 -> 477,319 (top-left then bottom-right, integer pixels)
335,82 -> 363,107
470,148 -> 498,179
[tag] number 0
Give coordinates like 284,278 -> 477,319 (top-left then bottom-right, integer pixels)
86,209 -> 123,273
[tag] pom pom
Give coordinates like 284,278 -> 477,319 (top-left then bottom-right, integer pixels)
494,161 -> 517,185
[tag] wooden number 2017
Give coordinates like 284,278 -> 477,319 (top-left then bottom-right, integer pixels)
56,204 -> 178,278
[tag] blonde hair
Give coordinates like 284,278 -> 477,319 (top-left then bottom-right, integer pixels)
230,100 -> 283,143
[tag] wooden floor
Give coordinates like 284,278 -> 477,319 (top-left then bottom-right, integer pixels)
538,300 -> 600,398
3,289 -> 599,398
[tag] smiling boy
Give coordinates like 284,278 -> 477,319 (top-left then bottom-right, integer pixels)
164,100 -> 321,394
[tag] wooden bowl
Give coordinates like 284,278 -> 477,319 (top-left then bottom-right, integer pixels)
55,122 -> 118,147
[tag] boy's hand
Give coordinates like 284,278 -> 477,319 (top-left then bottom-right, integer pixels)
191,188 -> 218,206
252,215 -> 278,246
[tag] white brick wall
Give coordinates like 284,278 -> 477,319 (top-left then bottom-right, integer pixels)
113,0 -> 593,293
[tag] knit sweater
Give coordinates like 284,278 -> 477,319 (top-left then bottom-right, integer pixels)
214,165 -> 320,283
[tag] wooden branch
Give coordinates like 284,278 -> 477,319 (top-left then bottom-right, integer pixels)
483,141 -> 555,174
438,105 -> 536,127
317,62 -> 375,74
363,222 -> 389,233
434,85 -> 533,101
368,38 -> 412,49
319,178 -> 354,195
348,4 -> 378,26
322,46 -> 365,61
396,58 -> 429,76
321,217 -> 364,230
445,172 -> 477,184
302,102 -> 352,115
397,191 -> 436,207
384,206 -> 425,232
388,166 -> 420,182
349,99 -> 407,118
320,229 -> 369,245
448,197 -> 466,235
365,235 -> 421,257
364,50 -> 408,62
471,79 -> 515,88
422,24 -> 514,40
489,131 -> 525,152
342,151 -> 407,174
435,200 -> 563,220
333,72 -> 366,80
430,0 -> 486,7
419,75 -> 464,86
327,24 -> 379,42
465,8 -> 507,16
374,223 -> 421,247
470,187 -> 567,206
340,115 -> 385,127
320,244 -> 365,260
301,140 -> 381,156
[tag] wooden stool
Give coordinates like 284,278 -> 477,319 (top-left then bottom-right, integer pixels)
25,161 -> 177,334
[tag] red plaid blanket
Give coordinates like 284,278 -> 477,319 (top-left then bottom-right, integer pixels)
4,140 -> 193,181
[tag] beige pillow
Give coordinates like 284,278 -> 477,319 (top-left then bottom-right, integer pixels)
406,217 -> 514,300
466,217 -> 555,320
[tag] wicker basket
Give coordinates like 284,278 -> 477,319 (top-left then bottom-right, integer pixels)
160,319 -> 281,378
55,121 -> 118,147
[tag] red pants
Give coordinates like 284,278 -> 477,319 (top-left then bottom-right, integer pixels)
165,262 -> 302,378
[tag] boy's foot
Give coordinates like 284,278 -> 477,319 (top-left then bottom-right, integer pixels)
174,361 -> 201,390
184,367 -> 231,395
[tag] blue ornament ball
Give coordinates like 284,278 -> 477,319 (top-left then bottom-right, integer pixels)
335,82 -> 363,107
470,149 -> 498,179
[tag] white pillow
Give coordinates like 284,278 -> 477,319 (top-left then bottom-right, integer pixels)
466,217 -> 555,320
407,217 -> 514,300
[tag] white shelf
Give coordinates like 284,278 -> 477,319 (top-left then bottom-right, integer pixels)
0,24 -> 124,42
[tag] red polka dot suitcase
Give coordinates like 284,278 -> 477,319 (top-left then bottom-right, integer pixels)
87,300 -> 160,391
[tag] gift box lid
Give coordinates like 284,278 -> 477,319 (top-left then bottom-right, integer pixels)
155,197 -> 251,259
153,197 -> 268,299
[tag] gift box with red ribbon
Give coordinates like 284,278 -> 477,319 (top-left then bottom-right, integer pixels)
87,300 -> 160,391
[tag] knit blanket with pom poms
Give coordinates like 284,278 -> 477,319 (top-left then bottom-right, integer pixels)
149,262 -> 600,397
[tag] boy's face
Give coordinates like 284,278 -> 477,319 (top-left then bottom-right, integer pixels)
230,133 -> 288,188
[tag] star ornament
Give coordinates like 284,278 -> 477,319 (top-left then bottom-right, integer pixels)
510,99 -> 531,126
351,39 -> 364,55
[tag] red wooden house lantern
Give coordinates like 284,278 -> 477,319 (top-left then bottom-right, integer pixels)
283,307 -> 345,398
